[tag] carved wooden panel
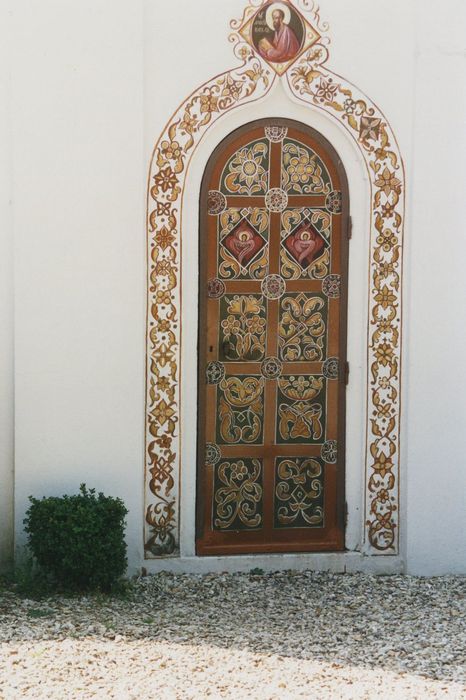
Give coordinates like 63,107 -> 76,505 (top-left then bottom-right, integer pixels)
197,119 -> 349,555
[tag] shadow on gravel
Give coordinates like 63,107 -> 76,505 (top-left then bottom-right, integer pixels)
0,572 -> 464,684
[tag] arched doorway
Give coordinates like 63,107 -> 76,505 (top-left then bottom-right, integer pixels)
196,118 -> 349,555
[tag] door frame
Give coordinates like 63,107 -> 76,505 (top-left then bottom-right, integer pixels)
195,117 -> 350,554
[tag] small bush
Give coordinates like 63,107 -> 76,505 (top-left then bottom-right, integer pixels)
24,484 -> 128,593
7,552 -> 55,599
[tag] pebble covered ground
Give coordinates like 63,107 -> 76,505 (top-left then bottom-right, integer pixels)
0,571 -> 465,699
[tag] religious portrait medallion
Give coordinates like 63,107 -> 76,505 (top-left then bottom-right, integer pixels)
240,1 -> 320,76
253,2 -> 304,63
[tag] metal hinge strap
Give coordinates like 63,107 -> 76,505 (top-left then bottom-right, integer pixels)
347,215 -> 352,240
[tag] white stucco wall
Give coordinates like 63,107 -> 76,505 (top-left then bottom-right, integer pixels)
4,0 -> 465,574
404,0 -> 466,575
0,2 -> 14,571
10,0 -> 146,573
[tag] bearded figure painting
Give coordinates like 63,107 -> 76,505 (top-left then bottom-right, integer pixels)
252,2 -> 304,64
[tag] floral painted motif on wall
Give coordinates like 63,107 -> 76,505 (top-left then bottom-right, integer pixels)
145,0 -> 404,557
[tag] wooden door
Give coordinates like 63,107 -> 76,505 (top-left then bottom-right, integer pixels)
196,119 -> 349,555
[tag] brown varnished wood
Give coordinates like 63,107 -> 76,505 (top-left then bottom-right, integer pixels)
196,118 -> 349,554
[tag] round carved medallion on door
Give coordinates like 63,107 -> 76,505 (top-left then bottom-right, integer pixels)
206,361 -> 225,385
322,274 -> 341,299
261,274 -> 286,300
323,357 -> 339,380
205,443 -> 221,466
207,190 -> 227,215
261,356 -> 283,380
265,187 -> 288,213
321,440 -> 338,464
325,190 -> 342,214
207,278 -> 226,299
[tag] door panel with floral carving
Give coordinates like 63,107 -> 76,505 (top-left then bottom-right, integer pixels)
197,119 -> 349,555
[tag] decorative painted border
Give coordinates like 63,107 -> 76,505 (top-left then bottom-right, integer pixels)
144,0 -> 404,557
285,42 -> 404,553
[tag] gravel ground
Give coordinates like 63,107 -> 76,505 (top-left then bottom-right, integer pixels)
0,571 -> 465,699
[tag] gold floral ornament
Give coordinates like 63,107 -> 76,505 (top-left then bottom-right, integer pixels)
223,141 -> 269,195
278,400 -> 323,441
146,0 -> 405,558
282,140 -> 331,194
214,459 -> 263,530
279,294 -> 326,362
145,20 -> 275,556
288,33 -> 405,553
218,376 -> 265,444
220,295 -> 266,361
277,375 -> 324,442
278,375 -> 323,401
275,457 -> 323,527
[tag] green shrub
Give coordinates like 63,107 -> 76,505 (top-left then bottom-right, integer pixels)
24,484 -> 128,592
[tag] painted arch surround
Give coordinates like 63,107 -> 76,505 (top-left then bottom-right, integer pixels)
144,0 -> 405,563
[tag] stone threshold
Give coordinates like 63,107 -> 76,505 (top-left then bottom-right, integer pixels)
142,552 -> 404,576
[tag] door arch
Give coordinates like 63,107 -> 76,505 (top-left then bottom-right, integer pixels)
196,118 -> 349,555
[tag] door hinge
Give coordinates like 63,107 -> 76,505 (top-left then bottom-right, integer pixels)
345,501 -> 348,526
347,215 -> 353,240
344,361 -> 350,385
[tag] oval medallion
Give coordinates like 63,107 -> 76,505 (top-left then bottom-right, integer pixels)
325,190 -> 342,214
261,356 -> 283,380
205,443 -> 221,466
323,357 -> 339,380
321,440 -> 338,464
207,278 -> 226,299
206,361 -> 225,385
265,188 -> 288,213
207,190 -> 227,215
261,274 -> 286,300
323,274 -> 341,299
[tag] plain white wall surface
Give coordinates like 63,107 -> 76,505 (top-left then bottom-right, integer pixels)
404,0 -> 466,574
4,0 -> 465,574
10,0 -> 146,572
0,1 -> 14,571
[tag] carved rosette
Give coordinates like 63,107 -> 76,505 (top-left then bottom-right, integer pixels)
322,274 -> 341,299
321,440 -> 338,464
261,356 -> 283,380
206,443 -> 221,466
323,357 -> 339,380
207,190 -> 227,215
206,361 -> 225,385
261,274 -> 286,300
325,190 -> 342,214
207,278 -> 226,299
265,188 -> 288,213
